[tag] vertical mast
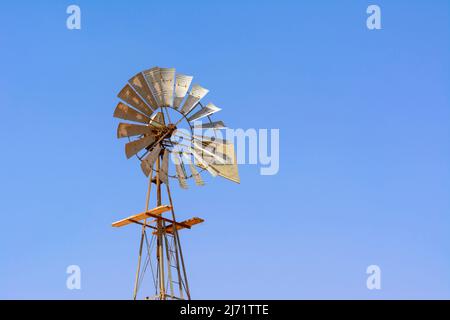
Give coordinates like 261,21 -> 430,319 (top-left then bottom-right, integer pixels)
156,155 -> 166,299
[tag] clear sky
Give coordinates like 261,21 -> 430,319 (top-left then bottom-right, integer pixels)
0,0 -> 449,299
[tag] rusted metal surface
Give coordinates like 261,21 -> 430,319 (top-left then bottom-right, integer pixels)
113,102 -> 150,124
118,84 -> 153,116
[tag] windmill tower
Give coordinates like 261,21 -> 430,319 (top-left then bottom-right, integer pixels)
111,67 -> 239,300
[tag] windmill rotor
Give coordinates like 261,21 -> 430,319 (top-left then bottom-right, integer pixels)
113,66 -> 240,185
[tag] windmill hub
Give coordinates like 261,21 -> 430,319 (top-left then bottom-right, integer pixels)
166,123 -> 176,133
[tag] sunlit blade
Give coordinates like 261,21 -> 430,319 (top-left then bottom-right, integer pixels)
204,143 -> 240,183
180,84 -> 209,115
128,72 -> 158,111
173,74 -> 193,110
150,112 -> 165,128
113,102 -> 150,124
143,67 -> 163,108
195,140 -> 232,163
187,103 -> 221,122
117,123 -> 155,138
188,163 -> 204,186
159,68 -> 175,107
202,141 -> 235,161
193,121 -> 226,129
117,84 -> 153,117
140,145 -> 161,176
193,141 -> 227,164
125,135 -> 156,159
191,148 -> 218,177
193,135 -> 229,145
211,162 -> 240,183
159,149 -> 169,184
175,160 -> 188,189
194,135 -> 228,146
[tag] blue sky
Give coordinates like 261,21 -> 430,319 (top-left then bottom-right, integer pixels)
0,0 -> 449,299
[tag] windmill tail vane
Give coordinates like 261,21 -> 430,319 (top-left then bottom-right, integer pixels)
111,66 -> 240,300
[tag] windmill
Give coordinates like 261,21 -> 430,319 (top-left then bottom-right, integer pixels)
111,67 -> 239,300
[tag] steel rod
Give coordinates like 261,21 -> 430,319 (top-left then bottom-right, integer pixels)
133,170 -> 153,300
165,182 -> 191,299
156,156 -> 166,299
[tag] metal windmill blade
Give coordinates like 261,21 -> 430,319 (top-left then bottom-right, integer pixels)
192,134 -> 229,145
159,68 -> 176,107
128,72 -> 158,111
118,84 -> 153,116
187,103 -> 221,122
180,84 -> 209,115
142,67 -> 164,108
189,135 -> 240,183
117,123 -> 156,138
149,112 -> 165,128
113,102 -> 151,124
125,135 -> 156,159
173,74 -> 193,110
194,136 -> 231,158
200,141 -> 240,183
193,121 -> 226,129
192,141 -> 227,165
188,163 -> 204,186
190,148 -> 218,177
140,144 -> 161,176
174,155 -> 188,189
